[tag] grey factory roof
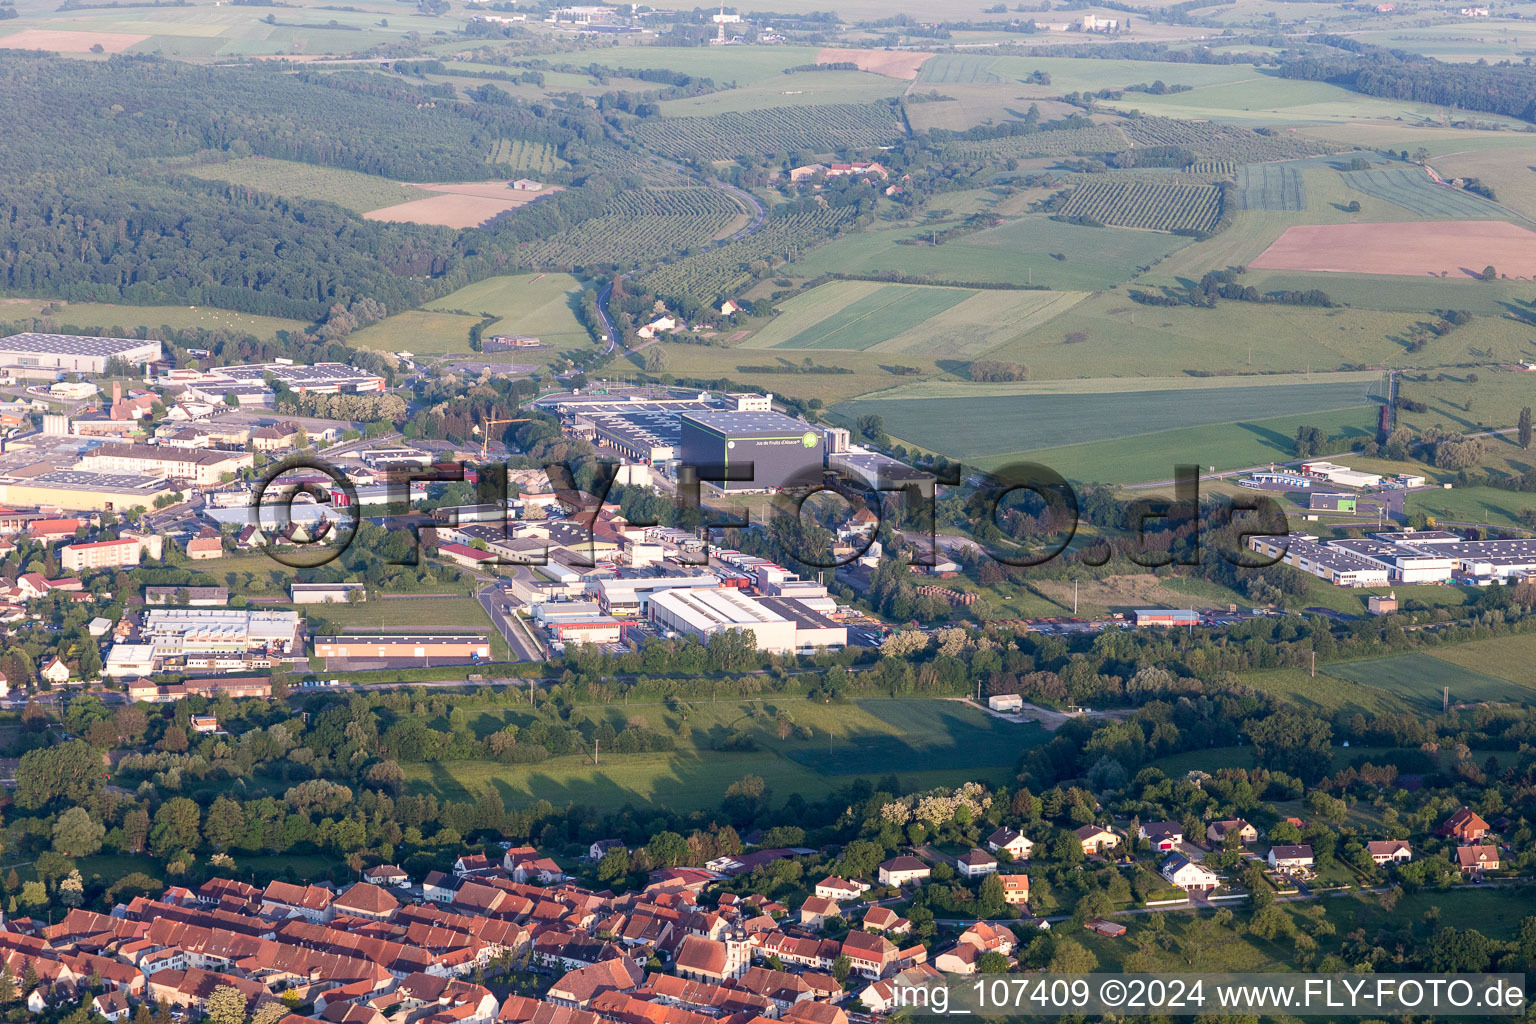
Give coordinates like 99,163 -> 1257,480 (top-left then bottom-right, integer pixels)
0,332 -> 159,356
1270,534 -> 1385,573
681,410 -> 815,436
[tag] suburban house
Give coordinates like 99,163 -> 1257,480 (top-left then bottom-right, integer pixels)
999,875 -> 1029,905
813,876 -> 868,901
799,896 -> 839,930
933,943 -> 983,975
1139,821 -> 1183,851
957,921 -> 1014,956
862,906 -> 910,935
859,965 -> 943,1014
1161,854 -> 1219,893
877,856 -> 931,887
986,827 -> 1034,860
362,864 -> 410,887
1206,819 -> 1258,845
1456,845 -> 1500,875
955,849 -> 998,879
838,930 -> 897,979
1365,840 -> 1413,865
1267,845 -> 1315,871
1074,825 -> 1120,855
588,839 -> 626,862
1438,808 -> 1490,841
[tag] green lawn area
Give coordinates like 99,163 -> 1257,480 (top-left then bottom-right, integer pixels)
539,45 -> 823,86
181,157 -> 424,214
0,297 -> 309,338
423,272 -> 595,367
660,69 -> 906,116
1429,631 -> 1536,688
754,283 -> 975,351
745,284 -> 1086,360
1406,485 -> 1536,531
347,310 -> 484,356
787,216 -> 1195,292
402,698 -> 1046,812
832,378 -> 1378,468
1322,651 -> 1534,710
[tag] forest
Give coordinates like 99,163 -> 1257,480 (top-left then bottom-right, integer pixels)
1279,37 -> 1536,122
0,55 -> 647,320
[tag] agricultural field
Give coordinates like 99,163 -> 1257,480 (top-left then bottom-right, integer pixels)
638,207 -> 857,306
364,181 -> 559,230
915,54 -> 1003,84
630,103 -> 907,162
181,157 -> 424,214
486,138 -> 565,175
537,45 -> 824,87
995,404 -> 1375,484
1427,632 -> 1536,689
785,215 -> 1195,291
1057,180 -> 1222,234
740,283 -> 1082,359
401,697 -> 1045,812
831,376 -> 1379,465
1322,651 -> 1534,710
1119,115 -> 1334,162
954,124 -> 1131,161
1249,220 -> 1536,278
1340,167 -> 1509,220
422,273 -> 593,365
659,70 -> 906,117
1233,163 -> 1307,211
748,284 -> 975,351
345,310 -> 483,356
518,188 -> 746,268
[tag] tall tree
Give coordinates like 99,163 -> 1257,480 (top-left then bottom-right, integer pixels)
1519,406 -> 1532,450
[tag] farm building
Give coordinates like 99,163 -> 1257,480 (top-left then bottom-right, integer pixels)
987,693 -> 1023,712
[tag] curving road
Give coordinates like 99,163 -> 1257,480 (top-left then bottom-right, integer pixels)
592,169 -> 767,359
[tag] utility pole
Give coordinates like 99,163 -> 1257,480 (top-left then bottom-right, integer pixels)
594,738 -> 599,766
1073,580 -> 1079,615
1310,650 -> 1315,678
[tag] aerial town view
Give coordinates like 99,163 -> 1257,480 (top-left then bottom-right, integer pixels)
1,0 -> 1536,1019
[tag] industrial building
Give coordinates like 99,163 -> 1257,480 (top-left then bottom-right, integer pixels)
646,586 -> 845,654
312,634 -> 491,662
1133,609 -> 1200,627
1248,534 -> 1391,587
1299,461 -> 1382,489
0,470 -> 176,512
1308,492 -> 1357,514
0,333 -> 163,374
166,362 -> 386,398
139,608 -> 300,655
678,410 -> 826,493
591,575 -> 724,616
77,444 -> 253,486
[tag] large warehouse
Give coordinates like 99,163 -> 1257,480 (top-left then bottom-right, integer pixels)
647,586 -> 845,653
0,333 -> 163,374
678,410 -> 825,493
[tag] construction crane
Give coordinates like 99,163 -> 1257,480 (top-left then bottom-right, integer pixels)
478,417 -> 530,458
